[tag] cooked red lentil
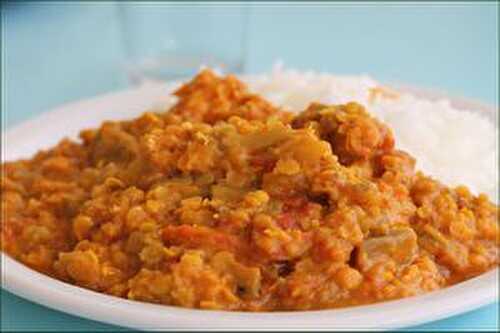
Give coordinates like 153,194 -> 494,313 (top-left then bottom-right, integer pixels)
1,70 -> 498,311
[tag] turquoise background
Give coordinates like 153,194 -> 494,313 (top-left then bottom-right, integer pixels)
1,2 -> 498,331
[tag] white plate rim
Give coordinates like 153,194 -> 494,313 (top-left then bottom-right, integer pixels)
1,81 -> 498,330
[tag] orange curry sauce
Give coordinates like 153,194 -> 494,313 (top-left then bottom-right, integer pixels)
1,70 -> 498,310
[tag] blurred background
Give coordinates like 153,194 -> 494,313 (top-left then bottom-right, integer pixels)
1,1 -> 498,331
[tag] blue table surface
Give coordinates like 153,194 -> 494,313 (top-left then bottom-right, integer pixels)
1,2 -> 498,331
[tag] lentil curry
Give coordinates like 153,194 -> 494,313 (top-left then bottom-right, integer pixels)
1,70 -> 498,311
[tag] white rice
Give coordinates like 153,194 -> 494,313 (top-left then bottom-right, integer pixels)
240,66 -> 498,202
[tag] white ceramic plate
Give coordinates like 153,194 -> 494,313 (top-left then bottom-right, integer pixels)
1,81 -> 498,330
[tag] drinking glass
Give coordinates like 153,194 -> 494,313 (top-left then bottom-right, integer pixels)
116,3 -> 249,84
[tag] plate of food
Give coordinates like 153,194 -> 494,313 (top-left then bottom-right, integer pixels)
1,68 -> 498,330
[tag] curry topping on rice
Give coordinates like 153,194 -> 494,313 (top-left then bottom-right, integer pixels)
1,70 -> 498,310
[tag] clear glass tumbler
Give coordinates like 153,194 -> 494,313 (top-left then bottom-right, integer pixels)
117,3 -> 249,84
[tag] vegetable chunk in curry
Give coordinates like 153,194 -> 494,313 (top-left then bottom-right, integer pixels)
1,70 -> 498,311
